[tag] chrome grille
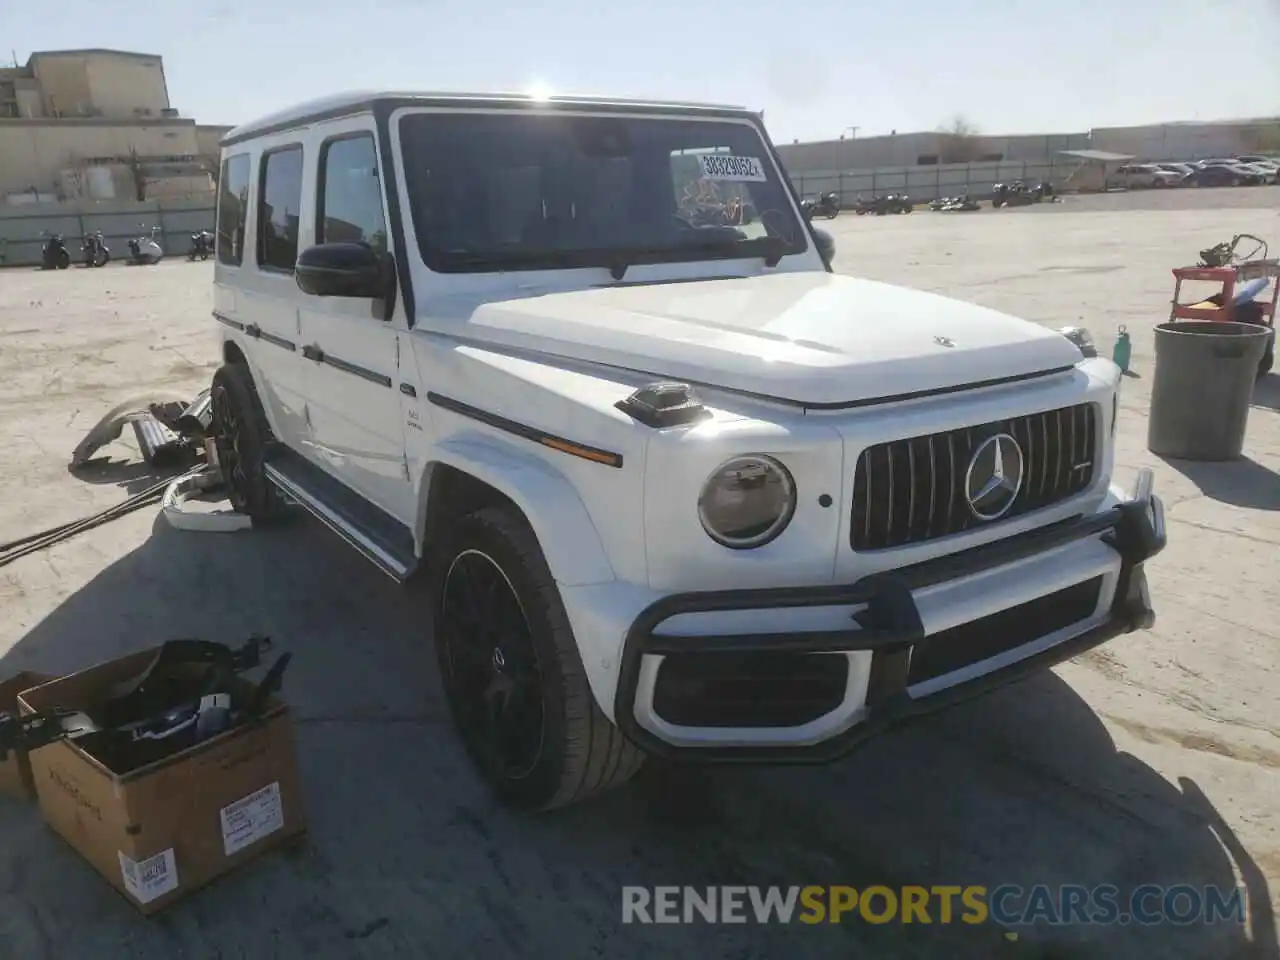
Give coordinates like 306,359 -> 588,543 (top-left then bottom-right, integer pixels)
850,402 -> 1098,551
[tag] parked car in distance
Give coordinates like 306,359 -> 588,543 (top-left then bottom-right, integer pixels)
1156,162 -> 1195,179
1236,159 -> 1280,183
1112,163 -> 1183,189
1215,162 -> 1268,185
1185,164 -> 1253,187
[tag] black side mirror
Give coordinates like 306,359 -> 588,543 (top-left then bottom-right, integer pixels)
295,242 -> 387,298
812,228 -> 835,267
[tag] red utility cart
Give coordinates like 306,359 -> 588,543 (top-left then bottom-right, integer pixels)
1169,257 -> 1278,377
1169,258 -> 1279,324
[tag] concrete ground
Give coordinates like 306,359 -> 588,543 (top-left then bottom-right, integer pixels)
0,188 -> 1276,959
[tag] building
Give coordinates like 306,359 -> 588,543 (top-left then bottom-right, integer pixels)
0,49 -> 219,203
774,119 -> 1280,182
1089,119 -> 1280,162
774,130 -> 1092,174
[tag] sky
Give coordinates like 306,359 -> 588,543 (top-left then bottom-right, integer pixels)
3,0 -> 1278,143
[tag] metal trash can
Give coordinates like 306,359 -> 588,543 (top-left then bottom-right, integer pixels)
1147,321 -> 1271,461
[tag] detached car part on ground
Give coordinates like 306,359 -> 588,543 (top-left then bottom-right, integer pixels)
206,90 -> 1167,811
0,637 -> 289,774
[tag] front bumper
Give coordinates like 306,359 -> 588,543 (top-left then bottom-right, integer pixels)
613,469 -> 1167,763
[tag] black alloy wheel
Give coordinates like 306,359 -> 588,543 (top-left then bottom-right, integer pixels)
210,382 -> 250,511
439,549 -> 546,781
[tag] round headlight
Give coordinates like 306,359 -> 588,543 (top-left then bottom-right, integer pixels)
697,455 -> 796,549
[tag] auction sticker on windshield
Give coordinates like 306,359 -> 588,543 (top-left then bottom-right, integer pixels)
698,154 -> 767,182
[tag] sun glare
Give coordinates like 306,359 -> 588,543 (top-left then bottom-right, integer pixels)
526,80 -> 554,101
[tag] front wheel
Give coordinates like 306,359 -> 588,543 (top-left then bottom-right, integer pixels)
432,506 -> 645,811
56,249 -> 70,269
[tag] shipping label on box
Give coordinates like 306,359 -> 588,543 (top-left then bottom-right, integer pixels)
220,781 -> 285,856
118,849 -> 180,905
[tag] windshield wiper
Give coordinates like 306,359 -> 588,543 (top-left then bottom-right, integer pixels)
438,249 -> 573,271
607,236 -> 788,281
439,236 -> 789,280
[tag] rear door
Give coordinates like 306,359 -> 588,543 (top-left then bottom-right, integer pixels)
213,144 -> 310,450
295,119 -> 412,523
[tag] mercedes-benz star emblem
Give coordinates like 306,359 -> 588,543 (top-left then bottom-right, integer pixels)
964,433 -> 1024,521
934,336 -> 955,348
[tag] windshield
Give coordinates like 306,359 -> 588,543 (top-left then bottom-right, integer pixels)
398,111 -> 807,275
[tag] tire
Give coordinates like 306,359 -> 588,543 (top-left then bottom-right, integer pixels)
56,250 -> 69,269
209,362 -> 287,522
432,506 -> 645,811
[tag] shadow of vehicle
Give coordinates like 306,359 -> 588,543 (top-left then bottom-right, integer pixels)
1155,454 -> 1280,511
0,513 -> 1272,959
67,458 -> 191,496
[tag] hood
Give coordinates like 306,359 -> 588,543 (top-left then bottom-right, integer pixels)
440,272 -> 1083,407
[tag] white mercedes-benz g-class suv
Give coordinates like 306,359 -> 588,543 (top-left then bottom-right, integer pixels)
209,91 -> 1167,810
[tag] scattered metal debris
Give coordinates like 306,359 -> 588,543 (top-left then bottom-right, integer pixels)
69,393 -> 192,468
0,387 -> 255,565
161,465 -> 253,532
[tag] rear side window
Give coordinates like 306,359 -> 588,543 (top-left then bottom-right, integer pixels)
216,153 -> 251,266
257,145 -> 304,272
317,134 -> 387,252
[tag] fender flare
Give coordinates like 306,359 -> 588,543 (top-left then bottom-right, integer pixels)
418,433 -> 617,587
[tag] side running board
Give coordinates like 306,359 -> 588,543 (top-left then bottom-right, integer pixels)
262,446 -> 418,582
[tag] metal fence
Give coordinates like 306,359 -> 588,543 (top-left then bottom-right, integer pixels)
0,198 -> 215,267
787,158 -> 1082,206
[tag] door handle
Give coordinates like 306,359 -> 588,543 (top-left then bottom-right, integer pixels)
302,344 -> 325,363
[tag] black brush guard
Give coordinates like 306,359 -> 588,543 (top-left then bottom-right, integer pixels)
614,471 -> 1166,763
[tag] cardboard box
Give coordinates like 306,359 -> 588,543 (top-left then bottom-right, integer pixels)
0,671 -> 53,800
18,648 -> 306,914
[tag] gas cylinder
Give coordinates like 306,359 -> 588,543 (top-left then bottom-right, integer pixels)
1112,326 -> 1132,374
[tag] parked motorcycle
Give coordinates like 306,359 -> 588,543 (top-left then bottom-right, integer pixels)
800,191 -> 840,220
188,230 -> 214,261
81,231 -> 110,268
853,194 -> 913,216
40,232 -> 71,270
127,225 -> 164,265
930,194 -> 982,212
991,180 -> 1055,208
